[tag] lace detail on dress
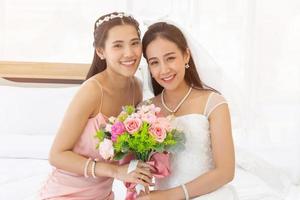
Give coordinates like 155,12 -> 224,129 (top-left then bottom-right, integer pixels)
156,115 -> 213,190
204,92 -> 227,117
155,93 -> 238,199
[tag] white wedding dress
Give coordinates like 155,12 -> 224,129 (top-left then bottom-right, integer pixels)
156,92 -> 239,200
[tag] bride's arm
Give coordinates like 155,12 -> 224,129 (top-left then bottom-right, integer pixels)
138,103 -> 235,200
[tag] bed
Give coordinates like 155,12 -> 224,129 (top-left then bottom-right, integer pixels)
0,61 -> 299,199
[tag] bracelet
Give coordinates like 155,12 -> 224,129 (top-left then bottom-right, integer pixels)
181,184 -> 189,200
91,160 -> 97,179
84,158 -> 92,178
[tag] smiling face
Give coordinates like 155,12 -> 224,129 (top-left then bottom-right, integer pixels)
96,24 -> 142,77
146,37 -> 190,91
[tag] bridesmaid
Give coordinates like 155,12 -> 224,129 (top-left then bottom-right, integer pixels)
39,12 -> 153,200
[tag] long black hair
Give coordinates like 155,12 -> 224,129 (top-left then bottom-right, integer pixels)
142,22 -> 217,95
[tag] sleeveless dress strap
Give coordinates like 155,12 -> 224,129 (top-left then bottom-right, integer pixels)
90,77 -> 134,114
204,92 -> 227,118
90,78 -> 104,114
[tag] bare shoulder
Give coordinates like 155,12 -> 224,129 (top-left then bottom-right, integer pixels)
77,78 -> 101,102
183,89 -> 218,115
191,88 -> 213,99
189,88 -> 213,105
71,77 -> 103,117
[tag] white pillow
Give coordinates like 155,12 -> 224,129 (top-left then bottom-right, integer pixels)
0,134 -> 54,159
0,85 -> 79,135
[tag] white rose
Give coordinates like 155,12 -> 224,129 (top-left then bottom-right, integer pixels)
105,124 -> 112,132
99,139 -> 114,160
108,116 -> 116,123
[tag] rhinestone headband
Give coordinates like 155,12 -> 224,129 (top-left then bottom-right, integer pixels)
96,13 -> 131,28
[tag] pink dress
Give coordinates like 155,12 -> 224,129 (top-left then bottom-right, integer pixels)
39,79 -> 124,200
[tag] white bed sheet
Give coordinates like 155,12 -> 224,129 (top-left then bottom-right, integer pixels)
232,167 -> 286,200
0,158 -> 50,200
284,185 -> 300,200
0,158 -> 297,200
0,158 -> 126,200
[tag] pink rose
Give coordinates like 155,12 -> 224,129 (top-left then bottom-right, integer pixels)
149,104 -> 161,114
138,104 -> 161,115
141,113 -> 157,124
124,117 -> 142,134
149,123 -> 167,143
111,122 -> 126,141
140,105 -> 151,113
99,139 -> 114,160
156,117 -> 172,132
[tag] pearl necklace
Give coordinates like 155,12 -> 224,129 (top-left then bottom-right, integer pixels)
161,86 -> 193,114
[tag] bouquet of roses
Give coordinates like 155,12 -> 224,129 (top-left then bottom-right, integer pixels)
95,103 -> 185,198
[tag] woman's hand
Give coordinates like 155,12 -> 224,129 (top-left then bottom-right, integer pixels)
115,161 -> 154,187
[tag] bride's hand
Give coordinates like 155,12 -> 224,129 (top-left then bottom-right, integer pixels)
115,161 -> 154,187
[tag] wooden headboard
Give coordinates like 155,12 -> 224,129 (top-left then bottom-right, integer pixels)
0,61 -> 90,84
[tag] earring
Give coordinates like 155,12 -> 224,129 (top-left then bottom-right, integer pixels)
185,63 -> 190,69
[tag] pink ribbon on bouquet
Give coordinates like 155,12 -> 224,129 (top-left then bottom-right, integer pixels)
120,153 -> 170,200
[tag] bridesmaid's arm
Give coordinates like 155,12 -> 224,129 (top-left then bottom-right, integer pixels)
49,80 -> 152,186
48,80 -> 117,177
138,103 -> 235,200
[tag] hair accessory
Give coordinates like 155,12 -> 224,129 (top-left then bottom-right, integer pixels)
96,13 -> 130,27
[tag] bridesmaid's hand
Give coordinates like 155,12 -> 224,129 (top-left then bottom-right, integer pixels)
115,161 -> 154,187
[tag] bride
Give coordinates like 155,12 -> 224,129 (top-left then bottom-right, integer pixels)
137,21 -> 238,200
